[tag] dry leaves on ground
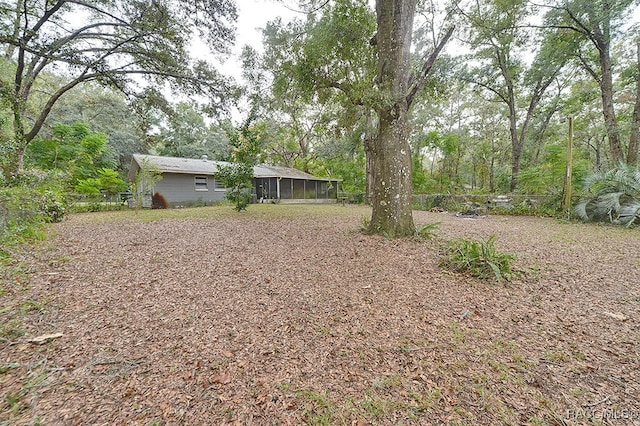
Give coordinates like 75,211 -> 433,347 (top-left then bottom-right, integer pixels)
1,205 -> 639,425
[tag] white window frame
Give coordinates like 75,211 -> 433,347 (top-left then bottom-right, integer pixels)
213,179 -> 226,191
194,176 -> 208,191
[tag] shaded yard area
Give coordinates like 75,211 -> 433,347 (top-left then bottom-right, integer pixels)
1,205 -> 639,425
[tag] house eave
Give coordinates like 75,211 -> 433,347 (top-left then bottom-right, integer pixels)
129,154 -> 342,182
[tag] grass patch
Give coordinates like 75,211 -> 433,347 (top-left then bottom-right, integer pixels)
296,388 -> 334,425
489,205 -> 558,218
0,363 -> 20,374
2,360 -> 58,419
407,388 -> 442,414
19,299 -> 48,315
373,374 -> 403,390
0,320 -> 25,341
359,391 -> 394,418
544,350 -> 570,363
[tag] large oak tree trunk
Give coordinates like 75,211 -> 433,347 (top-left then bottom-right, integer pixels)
369,104 -> 414,235
368,0 -> 416,237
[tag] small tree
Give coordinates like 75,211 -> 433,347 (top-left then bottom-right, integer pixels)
216,163 -> 255,211
131,160 -> 163,211
216,123 -> 260,211
96,168 -> 128,200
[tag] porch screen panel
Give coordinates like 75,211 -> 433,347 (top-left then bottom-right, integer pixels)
328,181 -> 337,198
317,181 -> 328,198
293,180 -> 305,198
256,178 -> 269,199
269,178 -> 278,199
305,180 -> 317,199
280,178 -> 292,199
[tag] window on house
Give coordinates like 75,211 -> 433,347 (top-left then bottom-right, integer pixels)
195,176 -> 208,191
213,179 -> 226,191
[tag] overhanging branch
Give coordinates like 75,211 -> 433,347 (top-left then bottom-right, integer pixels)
22,65 -> 224,143
406,26 -> 454,107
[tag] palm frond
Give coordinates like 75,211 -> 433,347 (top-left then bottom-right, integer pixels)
582,164 -> 640,195
576,165 -> 640,227
575,199 -> 589,221
617,202 -> 640,228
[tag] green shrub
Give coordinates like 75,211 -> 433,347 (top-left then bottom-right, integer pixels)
87,201 -> 104,212
67,200 -> 128,213
441,235 -> 515,283
38,189 -> 67,223
0,182 -> 67,248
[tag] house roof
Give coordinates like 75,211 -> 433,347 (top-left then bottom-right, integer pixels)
129,154 -> 340,182
129,154 -> 228,179
253,164 -> 338,181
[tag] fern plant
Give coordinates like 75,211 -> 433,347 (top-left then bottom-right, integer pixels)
441,235 -> 515,283
575,165 -> 640,227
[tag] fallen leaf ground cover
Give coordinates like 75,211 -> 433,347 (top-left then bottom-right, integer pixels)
1,204 -> 639,425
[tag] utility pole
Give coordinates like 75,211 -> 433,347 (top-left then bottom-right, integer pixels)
562,117 -> 573,216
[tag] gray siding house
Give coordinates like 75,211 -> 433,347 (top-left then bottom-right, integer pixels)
128,154 -> 340,205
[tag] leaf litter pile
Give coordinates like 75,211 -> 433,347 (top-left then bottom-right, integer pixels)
1,205 -> 639,425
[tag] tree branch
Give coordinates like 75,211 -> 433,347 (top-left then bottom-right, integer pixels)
460,73 -> 509,105
24,70 -> 93,142
406,26 -> 454,107
26,0 -> 66,43
18,28 -> 152,101
66,0 -> 132,27
576,50 -> 600,83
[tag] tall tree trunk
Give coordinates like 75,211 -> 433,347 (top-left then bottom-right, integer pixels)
628,41 -> 640,166
495,47 -> 522,192
588,135 -> 605,171
556,1 -> 626,163
600,63 -> 624,163
508,104 -> 521,192
368,0 -> 416,237
596,136 -> 603,171
369,106 -> 414,235
595,29 -> 624,163
490,155 -> 495,193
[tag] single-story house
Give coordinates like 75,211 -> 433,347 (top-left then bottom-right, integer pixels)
128,154 -> 341,205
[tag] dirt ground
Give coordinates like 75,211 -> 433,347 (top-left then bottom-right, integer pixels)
1,205 -> 639,425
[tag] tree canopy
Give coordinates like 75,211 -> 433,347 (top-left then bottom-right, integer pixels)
0,0 -> 237,177
2,0 -> 640,232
